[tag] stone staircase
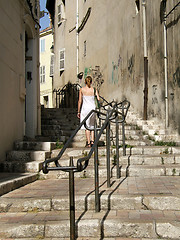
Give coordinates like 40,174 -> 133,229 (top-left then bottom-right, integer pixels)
0,108 -> 180,239
40,107 -> 79,142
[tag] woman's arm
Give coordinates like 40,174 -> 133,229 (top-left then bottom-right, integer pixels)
77,88 -> 83,118
96,89 -> 100,101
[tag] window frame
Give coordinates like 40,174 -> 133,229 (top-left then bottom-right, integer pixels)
40,65 -> 46,83
50,54 -> 54,77
59,48 -> 65,72
57,4 -> 62,24
40,39 -> 45,53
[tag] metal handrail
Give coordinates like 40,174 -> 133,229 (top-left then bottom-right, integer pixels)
53,83 -> 82,108
53,82 -> 108,108
42,99 -> 130,240
43,105 -> 119,173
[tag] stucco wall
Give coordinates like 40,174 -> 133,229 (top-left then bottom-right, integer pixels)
40,28 -> 53,108
52,0 -> 180,133
0,0 -> 40,162
0,1 -> 24,162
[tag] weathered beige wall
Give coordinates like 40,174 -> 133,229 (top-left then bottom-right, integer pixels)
52,0 -> 180,133
0,0 -> 24,162
40,28 -> 53,108
144,0 -> 180,132
0,0 -> 40,162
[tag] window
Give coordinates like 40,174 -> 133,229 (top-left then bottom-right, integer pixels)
50,55 -> 54,77
58,4 -> 62,24
40,39 -> 45,52
59,49 -> 65,71
84,40 -> 86,57
43,96 -> 49,108
135,0 -> 140,14
57,2 -> 65,25
40,66 -> 45,83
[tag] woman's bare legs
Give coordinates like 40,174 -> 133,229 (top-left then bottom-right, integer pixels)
85,130 -> 95,147
91,131 -> 94,142
85,130 -> 91,146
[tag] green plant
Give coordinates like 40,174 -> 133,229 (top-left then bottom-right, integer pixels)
148,136 -> 154,141
163,148 -> 169,154
125,144 -> 134,148
83,151 -> 88,157
112,154 -> 117,165
172,168 -> 176,176
155,141 -> 176,147
135,125 -> 141,130
56,139 -> 64,149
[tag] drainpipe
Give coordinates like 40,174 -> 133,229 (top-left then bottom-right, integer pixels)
142,0 -> 148,120
163,7 -> 169,128
76,0 -> 79,82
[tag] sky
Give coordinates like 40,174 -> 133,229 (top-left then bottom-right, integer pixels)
39,0 -> 50,31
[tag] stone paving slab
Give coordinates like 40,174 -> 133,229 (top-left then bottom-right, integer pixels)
1,209 -> 180,223
0,176 -> 180,239
0,238 -> 171,240
0,176 -> 180,212
1,176 -> 180,199
0,173 -> 38,196
0,213 -> 180,239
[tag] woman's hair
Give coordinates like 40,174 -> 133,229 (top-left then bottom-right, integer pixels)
85,76 -> 92,88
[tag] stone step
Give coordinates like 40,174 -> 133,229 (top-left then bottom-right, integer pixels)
48,146 -> 180,162
41,124 -> 77,131
40,135 -> 68,142
40,163 -> 180,179
6,150 -> 51,162
0,173 -> 38,196
120,154 -> 180,165
111,145 -> 180,156
0,238 -> 168,240
41,129 -> 73,136
14,141 -> 56,151
1,193 -> 179,212
0,210 -> 179,239
128,164 -> 180,176
122,139 -> 153,146
39,165 -> 128,179
0,160 -> 43,173
41,118 -> 78,125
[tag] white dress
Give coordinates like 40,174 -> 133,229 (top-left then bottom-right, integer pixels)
80,95 -> 96,130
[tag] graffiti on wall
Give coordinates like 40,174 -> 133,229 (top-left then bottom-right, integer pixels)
111,54 -> 122,84
84,65 -> 104,91
84,66 -> 92,79
152,84 -> 158,105
128,54 -> 135,74
173,67 -> 180,88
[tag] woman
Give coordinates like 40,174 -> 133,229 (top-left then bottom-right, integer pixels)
77,76 -> 100,147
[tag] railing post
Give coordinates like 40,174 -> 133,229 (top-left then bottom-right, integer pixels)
106,110 -> 111,188
58,93 -> 60,108
55,91 -> 58,108
94,120 -> 100,212
122,104 -> 126,156
69,157 -> 75,240
116,113 -> 120,178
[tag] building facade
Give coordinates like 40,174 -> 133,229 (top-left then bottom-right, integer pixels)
47,0 -> 180,134
0,0 -> 40,162
40,26 -> 53,108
